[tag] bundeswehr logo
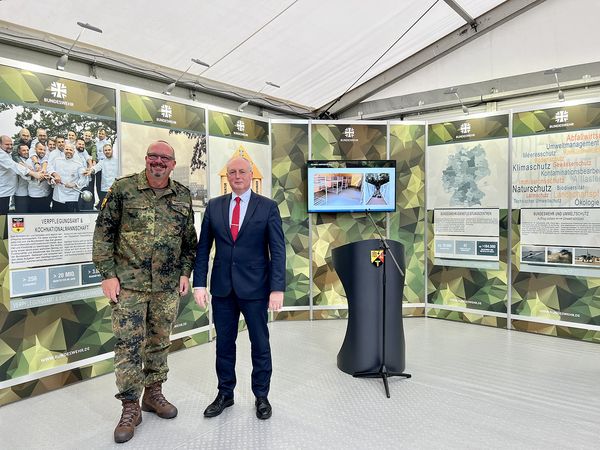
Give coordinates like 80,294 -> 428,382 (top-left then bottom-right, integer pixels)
159,104 -> 173,119
50,81 -> 67,99
554,110 -> 568,123
459,122 -> 471,134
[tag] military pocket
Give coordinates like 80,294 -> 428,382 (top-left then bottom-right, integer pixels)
122,205 -> 151,232
170,201 -> 190,216
168,201 -> 189,233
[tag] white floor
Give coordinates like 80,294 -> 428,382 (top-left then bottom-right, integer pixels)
1,318 -> 599,449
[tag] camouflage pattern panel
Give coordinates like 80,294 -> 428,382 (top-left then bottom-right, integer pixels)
93,170 -> 197,293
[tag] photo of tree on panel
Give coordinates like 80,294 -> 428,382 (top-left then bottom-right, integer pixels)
119,122 -> 207,211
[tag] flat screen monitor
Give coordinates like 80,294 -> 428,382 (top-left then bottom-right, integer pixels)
307,160 -> 396,213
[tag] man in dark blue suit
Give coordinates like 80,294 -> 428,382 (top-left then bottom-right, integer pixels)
193,156 -> 285,420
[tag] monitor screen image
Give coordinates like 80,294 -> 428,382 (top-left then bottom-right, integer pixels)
307,160 -> 396,213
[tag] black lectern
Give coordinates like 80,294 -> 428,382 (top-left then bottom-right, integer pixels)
332,238 -> 410,396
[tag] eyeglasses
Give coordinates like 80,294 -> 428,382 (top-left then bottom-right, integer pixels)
147,153 -> 175,162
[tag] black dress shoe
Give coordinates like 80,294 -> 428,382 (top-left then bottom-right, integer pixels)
255,397 -> 272,420
204,393 -> 234,418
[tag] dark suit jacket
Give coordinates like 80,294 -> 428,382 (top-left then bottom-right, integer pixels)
193,191 -> 286,299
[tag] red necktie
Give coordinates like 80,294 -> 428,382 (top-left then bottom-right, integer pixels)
231,197 -> 241,241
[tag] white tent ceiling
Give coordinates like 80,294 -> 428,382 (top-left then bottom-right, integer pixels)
1,0 -> 509,112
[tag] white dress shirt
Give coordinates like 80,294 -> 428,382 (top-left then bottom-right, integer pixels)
93,157 -> 119,191
26,156 -> 52,198
0,150 -> 29,197
74,149 -> 92,167
15,156 -> 29,196
95,138 -> 110,161
51,158 -> 89,203
229,188 -> 252,229
48,149 -> 64,165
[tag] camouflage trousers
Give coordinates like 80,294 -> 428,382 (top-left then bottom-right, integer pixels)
111,288 -> 179,401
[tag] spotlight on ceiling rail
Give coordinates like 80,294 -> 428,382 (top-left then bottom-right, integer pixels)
163,58 -> 210,95
237,81 -> 281,112
544,68 -> 566,102
444,87 -> 469,115
56,22 -> 103,71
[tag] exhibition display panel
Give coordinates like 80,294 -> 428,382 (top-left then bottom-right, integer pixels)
426,113 -> 510,326
511,100 -> 600,337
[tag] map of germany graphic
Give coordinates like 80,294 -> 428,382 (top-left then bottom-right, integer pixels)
441,144 -> 490,207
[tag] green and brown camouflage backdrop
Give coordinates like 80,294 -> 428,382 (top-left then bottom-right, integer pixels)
271,121 -> 310,321
310,122 -> 387,319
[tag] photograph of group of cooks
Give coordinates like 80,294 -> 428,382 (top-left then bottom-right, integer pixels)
0,103 -> 117,215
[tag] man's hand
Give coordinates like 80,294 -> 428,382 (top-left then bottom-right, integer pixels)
179,276 -> 190,296
193,287 -> 209,308
269,291 -> 284,311
102,277 -> 120,303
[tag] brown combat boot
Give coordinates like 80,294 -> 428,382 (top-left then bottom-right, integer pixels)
141,382 -> 178,419
114,399 -> 142,444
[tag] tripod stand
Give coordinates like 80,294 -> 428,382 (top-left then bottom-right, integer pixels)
352,211 -> 411,398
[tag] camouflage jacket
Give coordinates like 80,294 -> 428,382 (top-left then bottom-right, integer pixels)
92,170 -> 197,292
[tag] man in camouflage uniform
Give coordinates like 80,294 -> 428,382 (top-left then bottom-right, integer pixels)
92,140 -> 197,444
